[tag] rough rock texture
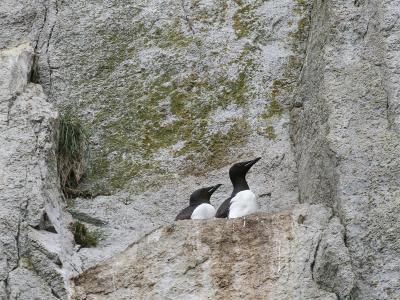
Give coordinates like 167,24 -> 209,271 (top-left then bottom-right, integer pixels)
312,218 -> 355,298
0,44 -> 81,299
72,207 -> 354,300
291,0 -> 400,298
1,0 -> 400,299
31,0 -> 309,270
39,0 -> 305,199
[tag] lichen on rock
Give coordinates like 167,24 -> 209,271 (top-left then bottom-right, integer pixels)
42,0 -> 303,195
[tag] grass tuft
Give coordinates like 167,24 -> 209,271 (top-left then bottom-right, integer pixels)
69,221 -> 99,247
57,112 -> 88,197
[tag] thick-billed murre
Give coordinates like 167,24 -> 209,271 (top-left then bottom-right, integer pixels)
215,157 -> 261,218
175,184 -> 222,220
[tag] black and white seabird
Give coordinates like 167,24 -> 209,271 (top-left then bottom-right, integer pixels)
175,184 -> 222,221
215,157 -> 261,218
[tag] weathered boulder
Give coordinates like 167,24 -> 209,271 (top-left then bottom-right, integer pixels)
72,207 -> 354,300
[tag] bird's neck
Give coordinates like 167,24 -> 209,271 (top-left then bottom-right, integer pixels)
231,177 -> 250,196
190,199 -> 209,206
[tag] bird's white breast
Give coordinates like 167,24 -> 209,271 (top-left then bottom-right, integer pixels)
228,190 -> 259,219
191,203 -> 216,220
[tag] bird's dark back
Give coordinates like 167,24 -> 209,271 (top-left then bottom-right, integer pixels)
215,196 -> 232,218
175,205 -> 197,221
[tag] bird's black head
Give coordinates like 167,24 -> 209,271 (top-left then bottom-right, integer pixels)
189,184 -> 222,206
229,157 -> 261,191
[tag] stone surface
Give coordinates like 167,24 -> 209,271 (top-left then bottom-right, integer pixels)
36,0 -> 305,202
70,165 -> 294,270
0,43 -> 81,300
72,207 -> 353,300
41,0 -> 308,273
1,0 -> 400,299
291,0 -> 400,298
0,0 -> 45,50
312,218 -> 355,298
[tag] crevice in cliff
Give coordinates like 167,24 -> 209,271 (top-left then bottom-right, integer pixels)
296,0 -> 314,83
286,0 -> 315,207
379,68 -> 393,130
4,252 -> 22,298
46,0 -> 60,96
45,5 -> 56,55
362,21 -> 369,40
15,220 -> 22,264
310,226 -> 355,300
33,212 -> 58,233
287,0 -> 357,292
288,0 -> 314,150
15,167 -> 31,267
4,277 -> 11,299
68,210 -> 107,227
51,287 -> 61,299
31,2 -> 49,85
6,95 -> 17,126
34,3 -> 48,53
183,257 -> 209,275
310,233 -> 322,281
343,229 -> 349,248
8,139 -> 44,290
31,0 -> 60,96
29,54 -> 40,84
385,95 -> 391,129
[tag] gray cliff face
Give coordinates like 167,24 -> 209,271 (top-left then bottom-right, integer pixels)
37,0 -> 306,270
292,0 -> 400,298
0,44 -> 81,299
0,0 -> 400,300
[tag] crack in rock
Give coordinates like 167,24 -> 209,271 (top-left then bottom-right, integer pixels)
6,95 -> 17,126
34,3 -> 48,52
47,0 -> 59,96
310,233 -> 322,281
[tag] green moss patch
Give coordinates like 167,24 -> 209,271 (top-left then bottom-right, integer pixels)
20,257 -> 34,270
264,125 -> 277,140
205,118 -> 250,169
262,99 -> 284,119
232,0 -> 265,39
69,221 -> 100,248
65,2 -> 272,194
84,61 -> 254,192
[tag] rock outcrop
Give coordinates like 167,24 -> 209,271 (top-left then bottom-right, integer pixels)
291,0 -> 400,298
72,207 -> 354,300
0,43 -> 81,299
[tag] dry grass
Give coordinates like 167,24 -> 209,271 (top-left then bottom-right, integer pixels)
57,112 -> 88,197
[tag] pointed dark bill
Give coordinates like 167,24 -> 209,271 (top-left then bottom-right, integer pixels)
244,157 -> 261,168
207,184 -> 222,194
